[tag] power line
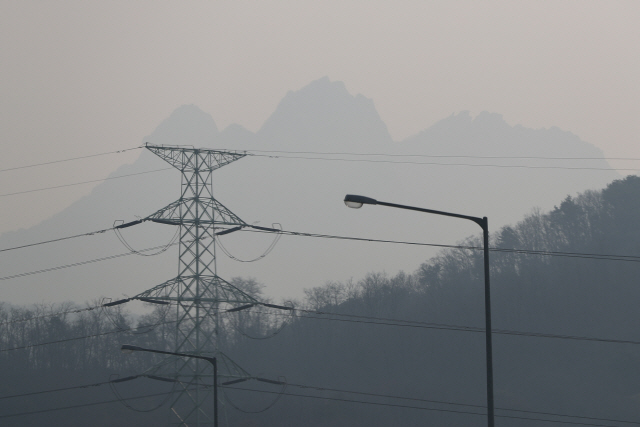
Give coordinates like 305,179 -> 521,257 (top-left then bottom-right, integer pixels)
0,227 -> 114,253
0,301 -> 176,328
3,145 -> 637,178
288,309 -> 640,346
243,227 -> 640,263
0,233 -> 217,281
0,240 -> 179,281
4,293 -> 634,354
242,149 -> 640,162
225,386 -> 627,427
0,388 -> 198,420
2,152 -> 638,201
0,380 -> 110,400
0,146 -> 142,174
490,245 -> 640,261
278,381 -> 640,425
0,225 -> 213,256
0,320 -> 175,353
251,154 -> 640,172
0,304 -> 102,326
231,305 -> 640,347
2,378 -> 635,426
3,226 -> 640,283
0,376 -> 200,400
0,167 -> 172,198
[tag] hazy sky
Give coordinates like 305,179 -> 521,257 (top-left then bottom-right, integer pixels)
2,0 -> 640,232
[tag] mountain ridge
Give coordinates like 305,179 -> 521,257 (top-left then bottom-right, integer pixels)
0,77 -> 622,306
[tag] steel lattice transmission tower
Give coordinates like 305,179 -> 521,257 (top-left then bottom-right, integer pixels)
133,143 -> 261,426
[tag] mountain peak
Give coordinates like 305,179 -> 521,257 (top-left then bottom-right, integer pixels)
401,110 -> 606,158
219,123 -> 256,148
257,77 -> 392,150
144,104 -> 219,147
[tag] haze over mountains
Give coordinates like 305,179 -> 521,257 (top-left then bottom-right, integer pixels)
0,77 -> 619,305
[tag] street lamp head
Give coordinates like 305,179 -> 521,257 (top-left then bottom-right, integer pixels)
344,194 -> 378,209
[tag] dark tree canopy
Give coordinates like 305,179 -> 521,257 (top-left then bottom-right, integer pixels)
2,176 -> 640,426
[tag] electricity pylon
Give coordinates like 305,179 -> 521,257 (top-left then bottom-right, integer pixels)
132,143 -> 261,426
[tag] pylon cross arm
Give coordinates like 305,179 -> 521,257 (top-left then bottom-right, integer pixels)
143,198 -> 248,226
145,144 -> 247,171
133,275 -> 261,305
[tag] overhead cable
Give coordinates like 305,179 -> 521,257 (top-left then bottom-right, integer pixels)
113,219 -> 180,256
0,304 -> 102,326
109,373 -> 175,412
241,148 -> 640,162
291,310 -> 640,346
243,227 -> 640,263
251,154 -> 639,172
0,387 -> 202,420
0,380 -> 112,400
220,376 -> 287,414
279,381 -> 640,425
0,146 -> 142,174
216,224 -> 283,262
3,151 -> 638,201
235,307 -> 640,347
0,240 -> 178,281
0,320 -> 175,353
4,145 -> 639,176
0,227 -> 114,254
224,386 -> 624,427
0,167 -> 172,198
2,376 -> 638,426
3,226 -> 640,284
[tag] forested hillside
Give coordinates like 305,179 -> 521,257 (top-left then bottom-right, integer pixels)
2,176 -> 640,426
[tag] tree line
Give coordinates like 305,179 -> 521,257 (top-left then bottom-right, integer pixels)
2,176 -> 640,426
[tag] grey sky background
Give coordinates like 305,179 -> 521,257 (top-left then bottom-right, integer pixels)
2,0 -> 639,234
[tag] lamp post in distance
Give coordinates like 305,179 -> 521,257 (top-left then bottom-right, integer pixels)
343,194 -> 494,427
120,344 -> 219,427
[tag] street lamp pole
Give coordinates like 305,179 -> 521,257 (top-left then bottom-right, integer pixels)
343,194 -> 494,427
121,344 -> 218,427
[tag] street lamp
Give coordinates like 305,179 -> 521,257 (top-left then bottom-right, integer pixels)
120,344 -> 219,427
343,194 -> 495,427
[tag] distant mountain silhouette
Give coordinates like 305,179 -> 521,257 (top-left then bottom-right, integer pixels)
258,77 -> 392,151
149,104 -> 220,145
219,123 -> 257,148
0,78 -> 622,306
401,110 -> 606,158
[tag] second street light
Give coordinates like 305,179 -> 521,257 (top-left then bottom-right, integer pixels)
120,344 -> 219,427
343,194 -> 495,427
